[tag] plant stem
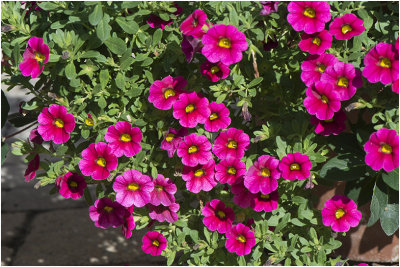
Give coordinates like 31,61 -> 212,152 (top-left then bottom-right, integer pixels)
2,121 -> 38,141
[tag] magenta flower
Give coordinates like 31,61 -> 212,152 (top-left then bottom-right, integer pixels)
279,152 -> 312,180
160,127 -> 189,158
250,189 -> 279,212
181,34 -> 203,63
58,172 -> 87,199
303,81 -> 341,120
148,76 -> 187,110
322,195 -> 362,232
177,133 -> 212,167
24,154 -> 40,182
147,14 -> 172,30
244,155 -> 281,194
142,231 -> 167,256
29,128 -> 43,145
172,92 -> 211,128
202,200 -> 235,233
182,160 -> 217,193
301,53 -> 339,87
148,203 -> 180,223
204,102 -> 231,132
320,62 -> 363,101
78,142 -> 118,180
287,1 -> 331,34
104,121 -> 142,157
225,223 -> 256,256
215,157 -> 246,185
260,1 -> 279,15
89,197 -> 126,229
299,30 -> 332,55
113,170 -> 154,208
180,9 -> 208,38
201,60 -> 230,82
231,177 -> 254,208
393,79 -> 399,94
149,174 -> 177,206
37,104 -> 75,144
202,24 -> 248,66
310,109 -> 347,136
362,43 -> 399,85
329,13 -> 365,40
19,36 -> 49,78
213,128 -> 250,160
122,206 -> 135,239
364,128 -> 399,172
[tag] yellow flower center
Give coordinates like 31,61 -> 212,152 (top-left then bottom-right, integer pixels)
341,24 -> 352,34
303,7 -> 315,18
188,145 -> 198,154
312,37 -> 321,46
381,144 -> 392,154
210,66 -> 220,74
261,168 -> 270,177
216,210 -> 226,219
218,38 -> 231,49
163,88 -> 176,99
85,117 -> 94,126
193,19 -> 199,27
227,140 -> 238,149
335,208 -> 346,219
166,133 -> 175,142
69,181 -> 78,188
96,157 -> 106,167
227,167 -> 237,175
194,169 -> 204,177
337,77 -> 349,87
54,118 -> 64,128
379,57 -> 391,68
104,206 -> 113,213
324,118 -> 334,123
35,52 -> 46,61
290,163 -> 300,171
128,183 -> 140,191
155,185 -> 164,191
120,133 -> 131,142
237,234 -> 246,243
321,95 -> 329,104
209,112 -> 219,121
318,64 -> 326,73
260,193 -> 270,199
152,240 -> 160,247
185,104 -> 195,113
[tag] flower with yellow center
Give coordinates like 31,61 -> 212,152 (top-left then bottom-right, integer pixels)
381,143 -> 392,154
185,104 -> 195,113
120,133 -> 131,142
128,183 -> 139,191
35,52 -> 46,62
237,234 -> 246,243
216,210 -> 226,219
166,133 -> 175,142
324,118 -> 334,123
290,163 -> 300,171
209,113 -> 219,121
155,185 -> 164,191
335,208 -> 346,219
104,206 -> 113,213
321,95 -> 329,104
218,38 -> 231,49
194,169 -> 204,177
192,19 -> 199,27
227,167 -> 237,175
69,181 -> 78,188
227,140 -> 237,149
379,57 -> 391,68
337,77 -> 349,87
260,194 -> 270,199
85,117 -> 94,126
152,240 -> 160,247
312,37 -> 321,46
96,157 -> 106,167
341,24 -> 352,34
163,88 -> 176,99
303,7 -> 315,18
210,66 -> 220,74
54,118 -> 64,128
261,168 -> 270,177
318,64 -> 327,73
188,145 -> 198,154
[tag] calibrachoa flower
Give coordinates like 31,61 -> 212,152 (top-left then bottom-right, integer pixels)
148,203 -> 180,223
29,128 -> 43,145
364,128 -> 399,172
113,170 -> 154,208
148,76 -> 187,110
310,109 -> 347,136
329,13 -> 365,40
279,152 -> 312,180
182,160 -> 217,193
287,1 -> 331,34
147,14 -> 172,30
149,174 -> 177,206
37,104 -> 75,144
79,142 -> 118,180
204,102 -> 231,132
85,114 -> 94,126
303,81 -> 341,120
200,60 -> 230,82
181,34 -> 203,63
215,157 -> 246,185
301,53 -> 339,86
321,62 -> 363,101
225,223 -> 256,256
299,30 -> 332,55
393,79 -> 399,94
104,121 -> 142,157
122,206 -> 135,239
260,1 -> 279,15
201,24 -> 248,66
180,9 -> 208,38
202,200 -> 235,233
231,177 -> 254,209
362,42 -> 399,85
142,231 -> 167,256
212,128 -> 250,160
24,154 -> 40,182
177,133 -> 212,167
244,155 -> 281,194
321,195 -> 362,232
89,198 -> 126,229
58,172 -> 87,199
19,36 -> 49,78
160,127 -> 188,158
172,92 -> 211,128
250,189 -> 279,212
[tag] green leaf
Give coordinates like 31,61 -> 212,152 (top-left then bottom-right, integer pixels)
98,96 -> 107,109
368,178 -> 388,227
83,187 -> 93,205
37,2 -> 59,10
319,155 -> 366,181
248,77 -> 263,88
203,228 -> 211,244
116,17 -> 139,34
189,230 -> 199,242
115,73 -> 125,89
80,50 -> 101,58
1,142 -> 9,164
99,69 -> 109,89
238,256 -> 246,266
152,28 -> 163,47
216,94 -> 226,103
65,62 -> 77,80
382,168 -> 399,191
105,37 -> 127,55
167,250 -> 176,266
88,4 -> 103,26
276,136 -> 287,159
96,14 -> 111,42
1,90 -> 10,128
381,203 -> 399,236
81,129 -> 90,139
317,249 -> 326,264
357,8 -> 373,30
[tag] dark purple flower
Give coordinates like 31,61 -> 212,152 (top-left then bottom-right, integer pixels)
181,34 -> 203,63
260,1 -> 279,15
29,128 -> 43,145
24,154 -> 40,182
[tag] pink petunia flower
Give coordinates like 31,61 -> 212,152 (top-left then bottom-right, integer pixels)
113,170 -> 154,207
172,92 -> 211,128
321,195 -> 362,232
37,104 -> 75,144
24,154 -> 40,182
89,197 -> 126,229
182,160 -> 217,193
287,1 -> 331,34
202,24 -> 248,66
19,36 -> 49,78
364,128 -> 399,172
212,128 -> 250,160
215,157 -> 246,185
321,62 -> 363,101
392,79 -> 399,94
147,14 -> 172,30
122,206 -> 135,239
279,152 -> 312,180
58,172 -> 87,199
303,81 -> 341,120
301,53 -> 339,87
177,133 -> 212,167
250,189 -> 279,212
142,231 -> 167,256
329,13 -> 365,40
244,155 -> 281,194
310,109 -> 347,136
299,30 -> 332,55
260,1 -> 279,15
204,102 -> 231,132
29,128 -> 43,145
201,60 -> 230,82
149,174 -> 177,206
202,199 -> 235,233
148,203 -> 180,223
231,177 -> 254,208
78,142 -> 118,180
104,121 -> 142,157
225,223 -> 256,256
148,76 -> 187,110
180,9 -> 208,38
160,127 -> 189,158
362,43 -> 399,85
